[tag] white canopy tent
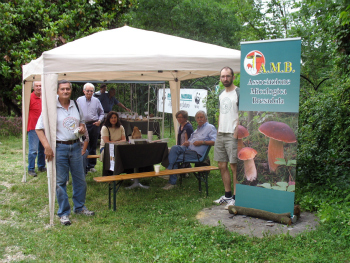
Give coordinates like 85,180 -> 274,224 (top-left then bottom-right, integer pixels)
22,26 -> 240,225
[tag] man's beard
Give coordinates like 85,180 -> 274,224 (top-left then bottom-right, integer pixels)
222,80 -> 233,87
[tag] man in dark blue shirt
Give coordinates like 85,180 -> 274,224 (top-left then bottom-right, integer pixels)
98,87 -> 131,114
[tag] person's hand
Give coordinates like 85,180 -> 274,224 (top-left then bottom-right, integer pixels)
45,147 -> 54,162
182,141 -> 190,147
192,140 -> 204,147
81,149 -> 86,156
126,108 -> 131,112
93,120 -> 101,126
78,124 -> 85,134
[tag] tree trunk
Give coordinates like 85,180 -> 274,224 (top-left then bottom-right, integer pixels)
3,96 -> 22,117
228,206 -> 292,225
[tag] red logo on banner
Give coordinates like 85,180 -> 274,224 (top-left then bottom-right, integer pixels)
244,50 -> 266,76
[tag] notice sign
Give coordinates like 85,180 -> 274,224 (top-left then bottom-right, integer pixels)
240,39 -> 301,113
157,88 -> 207,117
236,38 -> 301,216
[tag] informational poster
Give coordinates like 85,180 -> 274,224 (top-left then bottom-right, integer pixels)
157,89 -> 207,117
236,38 -> 301,216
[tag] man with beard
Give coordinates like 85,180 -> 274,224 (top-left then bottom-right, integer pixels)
213,67 -> 240,209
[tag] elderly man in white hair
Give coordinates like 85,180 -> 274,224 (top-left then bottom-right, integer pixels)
77,83 -> 104,173
162,110 -> 217,190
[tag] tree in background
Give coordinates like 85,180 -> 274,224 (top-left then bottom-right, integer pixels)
0,0 -> 136,115
126,0 -> 241,49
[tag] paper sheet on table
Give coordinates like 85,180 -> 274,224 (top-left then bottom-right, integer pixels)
109,143 -> 115,171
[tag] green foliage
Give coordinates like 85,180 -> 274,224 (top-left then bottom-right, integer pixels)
297,80 -> 350,188
0,0 -> 137,115
296,184 -> 350,238
0,116 -> 22,137
127,0 -> 241,49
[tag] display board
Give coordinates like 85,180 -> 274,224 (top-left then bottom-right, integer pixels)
157,89 -> 207,117
236,38 -> 301,216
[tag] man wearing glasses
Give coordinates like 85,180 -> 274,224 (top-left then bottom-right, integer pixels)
77,83 -> 104,173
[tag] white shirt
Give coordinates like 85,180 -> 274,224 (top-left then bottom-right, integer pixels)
218,89 -> 238,133
36,97 -> 85,141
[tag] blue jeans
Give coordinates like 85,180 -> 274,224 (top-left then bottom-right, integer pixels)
56,142 -> 87,217
167,145 -> 201,185
28,130 -> 45,171
82,148 -> 89,175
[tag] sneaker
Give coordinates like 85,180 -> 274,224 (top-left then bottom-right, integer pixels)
75,207 -> 95,216
88,168 -> 97,173
159,175 -> 170,180
213,195 -> 232,205
162,183 -> 176,190
28,170 -> 37,177
60,215 -> 71,225
38,167 -> 47,172
224,199 -> 236,210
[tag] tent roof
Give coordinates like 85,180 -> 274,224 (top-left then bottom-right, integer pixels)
23,26 -> 240,82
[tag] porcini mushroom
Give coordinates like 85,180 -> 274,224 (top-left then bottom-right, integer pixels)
238,147 -> 258,181
258,121 -> 296,172
237,125 -> 249,152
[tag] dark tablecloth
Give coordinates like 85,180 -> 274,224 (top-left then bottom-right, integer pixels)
120,119 -> 161,138
103,142 -> 169,176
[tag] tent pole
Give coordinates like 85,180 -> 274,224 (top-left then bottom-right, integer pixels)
162,83 -> 165,139
147,84 -> 150,135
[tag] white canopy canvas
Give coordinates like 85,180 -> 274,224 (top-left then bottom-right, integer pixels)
22,25 -> 241,225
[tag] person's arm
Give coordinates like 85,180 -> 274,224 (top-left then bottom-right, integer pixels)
82,140 -> 88,156
102,134 -> 126,143
117,102 -> 131,112
192,125 -> 217,147
94,100 -> 105,126
36,129 -> 54,162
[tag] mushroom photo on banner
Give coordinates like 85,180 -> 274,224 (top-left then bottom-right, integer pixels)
237,125 -> 249,153
238,147 -> 258,181
258,121 -> 296,172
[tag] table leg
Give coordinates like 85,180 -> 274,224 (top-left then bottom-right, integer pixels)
124,168 -> 150,189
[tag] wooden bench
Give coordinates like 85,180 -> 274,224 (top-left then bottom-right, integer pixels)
93,166 -> 219,211
87,155 -> 100,159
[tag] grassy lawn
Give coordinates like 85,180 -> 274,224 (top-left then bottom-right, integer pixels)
0,134 -> 349,262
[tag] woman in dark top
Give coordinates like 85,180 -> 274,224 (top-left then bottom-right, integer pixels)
176,110 -> 194,145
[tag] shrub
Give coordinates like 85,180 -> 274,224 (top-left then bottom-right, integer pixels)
297,81 -> 350,189
0,116 -> 22,137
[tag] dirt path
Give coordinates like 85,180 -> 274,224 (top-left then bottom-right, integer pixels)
196,205 -> 319,238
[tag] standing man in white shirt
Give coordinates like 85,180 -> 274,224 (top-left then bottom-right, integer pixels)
213,67 -> 239,209
36,80 -> 94,225
77,83 -> 104,173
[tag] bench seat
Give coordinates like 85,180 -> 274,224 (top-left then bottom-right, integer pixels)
93,166 -> 219,210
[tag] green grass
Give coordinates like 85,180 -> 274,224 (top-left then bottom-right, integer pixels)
0,134 -> 349,262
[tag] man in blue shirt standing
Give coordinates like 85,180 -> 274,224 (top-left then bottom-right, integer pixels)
98,87 -> 131,114
77,83 -> 104,173
162,110 -> 217,190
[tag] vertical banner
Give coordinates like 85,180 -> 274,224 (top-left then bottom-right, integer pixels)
236,38 -> 301,216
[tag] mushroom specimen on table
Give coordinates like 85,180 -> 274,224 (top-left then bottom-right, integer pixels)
237,125 -> 249,153
258,121 -> 296,172
238,147 -> 258,181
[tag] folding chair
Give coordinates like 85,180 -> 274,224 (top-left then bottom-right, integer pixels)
177,146 -> 212,196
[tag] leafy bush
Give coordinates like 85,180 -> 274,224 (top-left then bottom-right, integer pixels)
296,184 -> 350,238
0,116 -> 22,137
297,81 -> 350,188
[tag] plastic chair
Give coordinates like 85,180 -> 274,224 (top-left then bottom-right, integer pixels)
177,146 -> 212,196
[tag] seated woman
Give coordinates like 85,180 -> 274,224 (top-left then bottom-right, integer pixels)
176,110 -> 194,146
99,111 -> 126,160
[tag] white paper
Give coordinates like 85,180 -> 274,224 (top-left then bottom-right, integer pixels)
109,143 -> 115,171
